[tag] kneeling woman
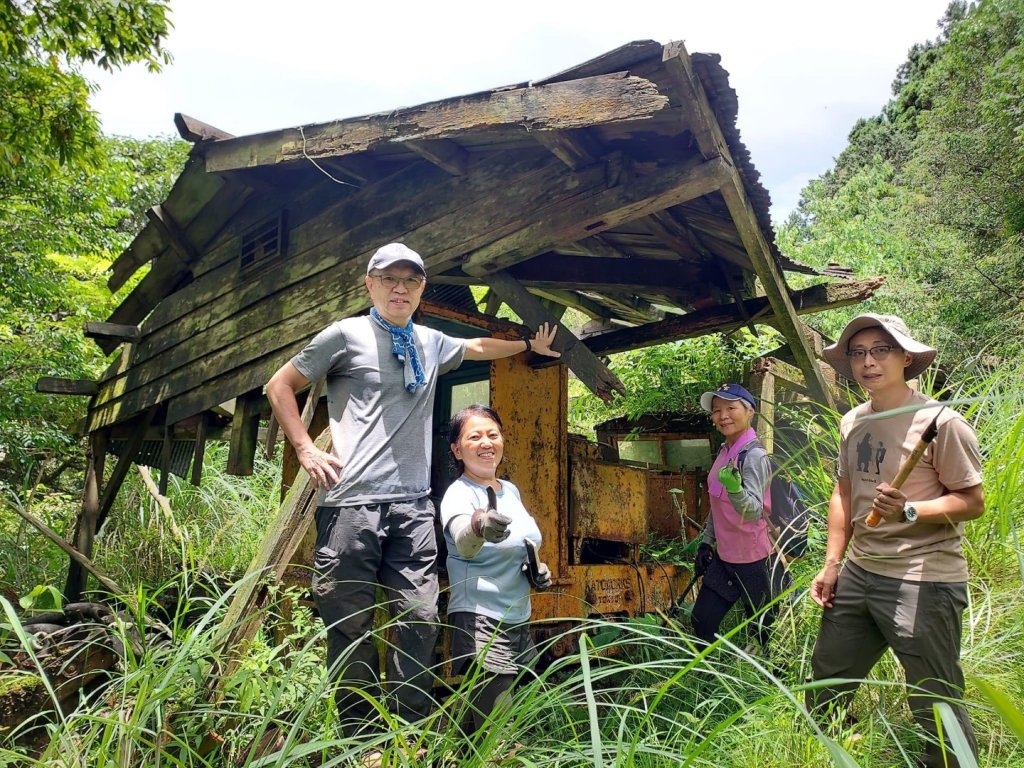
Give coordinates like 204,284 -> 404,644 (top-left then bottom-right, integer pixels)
692,384 -> 777,650
441,404 -> 551,731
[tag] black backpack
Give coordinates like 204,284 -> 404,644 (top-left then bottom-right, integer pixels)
737,441 -> 810,559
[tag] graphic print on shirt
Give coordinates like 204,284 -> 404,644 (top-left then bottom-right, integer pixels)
856,432 -> 873,472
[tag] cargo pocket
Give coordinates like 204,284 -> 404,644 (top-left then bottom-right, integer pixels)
312,546 -> 340,597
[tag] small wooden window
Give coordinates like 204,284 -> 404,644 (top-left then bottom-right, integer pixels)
240,212 -> 287,270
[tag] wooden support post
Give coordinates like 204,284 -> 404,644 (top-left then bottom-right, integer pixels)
159,424 -> 173,495
482,270 -> 624,402
191,412 -> 208,486
748,361 -> 776,454
227,389 -> 263,476
96,407 -> 158,532
483,289 -> 502,316
64,430 -> 107,602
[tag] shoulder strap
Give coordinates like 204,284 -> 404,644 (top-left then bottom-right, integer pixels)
735,438 -> 765,470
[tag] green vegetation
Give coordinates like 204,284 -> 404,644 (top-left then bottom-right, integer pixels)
2,1 -> 1023,765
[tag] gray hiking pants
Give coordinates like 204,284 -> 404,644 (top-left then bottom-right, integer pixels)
313,499 -> 439,734
807,561 -> 977,768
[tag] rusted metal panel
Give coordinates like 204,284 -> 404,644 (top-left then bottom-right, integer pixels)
569,442 -> 649,544
490,355 -> 568,581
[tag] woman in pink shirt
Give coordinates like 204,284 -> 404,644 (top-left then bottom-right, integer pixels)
691,383 -> 776,651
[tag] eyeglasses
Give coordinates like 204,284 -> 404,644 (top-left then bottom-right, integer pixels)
846,344 -> 900,361
370,273 -> 425,290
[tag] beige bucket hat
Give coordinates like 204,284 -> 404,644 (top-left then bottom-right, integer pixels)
823,313 -> 936,381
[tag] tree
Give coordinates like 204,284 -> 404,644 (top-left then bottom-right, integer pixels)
1,0 -> 172,177
0,135 -> 188,489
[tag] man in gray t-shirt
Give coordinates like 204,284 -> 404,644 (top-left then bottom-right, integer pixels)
266,242 -> 558,734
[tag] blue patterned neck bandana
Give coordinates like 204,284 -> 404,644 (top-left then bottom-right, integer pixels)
370,308 -> 426,393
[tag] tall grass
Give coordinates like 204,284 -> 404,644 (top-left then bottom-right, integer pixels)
1,365 -> 1022,766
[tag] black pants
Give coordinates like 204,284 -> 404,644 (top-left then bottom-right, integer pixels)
691,551 -> 775,649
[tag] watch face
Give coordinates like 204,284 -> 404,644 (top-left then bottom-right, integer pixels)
904,503 -> 918,522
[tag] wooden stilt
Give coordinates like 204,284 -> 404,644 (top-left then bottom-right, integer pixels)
64,430 -> 107,601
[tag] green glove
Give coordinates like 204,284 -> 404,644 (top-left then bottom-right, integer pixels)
717,462 -> 743,494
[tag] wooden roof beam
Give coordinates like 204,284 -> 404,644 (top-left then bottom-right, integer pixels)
146,205 -> 199,270
204,72 -> 670,173
585,277 -> 884,356
483,271 -> 625,402
529,288 -> 615,321
405,139 -> 470,176
532,129 -> 601,170
36,377 -> 99,396
462,154 -> 732,277
662,41 -> 835,408
84,322 -> 141,344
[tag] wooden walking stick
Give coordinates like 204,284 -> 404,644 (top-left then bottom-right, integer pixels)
865,406 -> 945,528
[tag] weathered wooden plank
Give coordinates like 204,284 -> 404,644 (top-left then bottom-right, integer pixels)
211,427 -> 332,694
174,113 -> 235,142
84,322 -> 141,344
584,277 -> 884,356
404,139 -> 470,176
642,212 -> 704,262
35,378 -> 99,396
204,72 -> 671,173
88,278 -> 366,420
484,271 -> 623,402
227,389 -> 263,476
462,155 -> 731,276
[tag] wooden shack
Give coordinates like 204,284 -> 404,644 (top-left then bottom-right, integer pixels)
43,41 -> 879,622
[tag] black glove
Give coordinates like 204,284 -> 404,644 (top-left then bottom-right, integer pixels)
694,542 -> 714,578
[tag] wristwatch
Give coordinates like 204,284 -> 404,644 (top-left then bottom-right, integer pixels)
902,502 -> 919,523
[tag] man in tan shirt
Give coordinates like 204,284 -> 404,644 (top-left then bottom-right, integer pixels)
809,314 -> 984,768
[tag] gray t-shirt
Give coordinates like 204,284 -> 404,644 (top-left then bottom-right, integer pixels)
291,315 -> 466,506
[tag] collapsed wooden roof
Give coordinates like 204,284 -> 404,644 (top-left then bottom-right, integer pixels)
77,39 -> 879,440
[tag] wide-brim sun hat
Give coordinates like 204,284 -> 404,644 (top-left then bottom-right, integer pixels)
700,383 -> 756,412
822,313 -> 936,381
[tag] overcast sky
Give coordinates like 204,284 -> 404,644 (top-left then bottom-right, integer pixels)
88,0 -> 952,222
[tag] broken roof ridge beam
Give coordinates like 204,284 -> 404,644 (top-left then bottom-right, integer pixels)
585,277 -> 884,357
483,271 -> 625,403
203,72 -> 671,173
